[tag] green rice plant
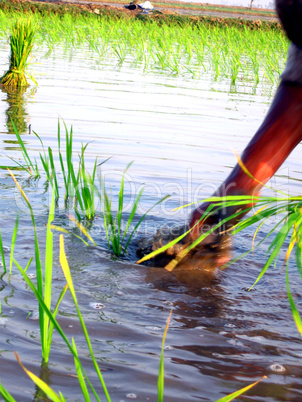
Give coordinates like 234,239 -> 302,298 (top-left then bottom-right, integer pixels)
9,170 -> 67,364
9,216 -> 19,275
0,228 -> 7,273
0,19 -> 36,89
76,143 -> 99,220
101,162 -> 169,257
0,5 -> 288,87
14,234 -> 111,401
9,120 -> 102,219
57,121 -> 73,201
16,353 -> 66,402
215,376 -> 267,402
158,308 -> 265,402
3,273 -> 264,402
158,310 -> 172,402
59,234 -> 110,400
0,382 -> 16,402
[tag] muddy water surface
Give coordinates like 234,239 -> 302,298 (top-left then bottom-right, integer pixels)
0,41 -> 302,401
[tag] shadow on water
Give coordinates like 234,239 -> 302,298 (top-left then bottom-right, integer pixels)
140,232 -> 232,328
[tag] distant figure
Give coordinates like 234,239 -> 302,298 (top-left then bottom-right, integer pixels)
124,0 -> 138,11
125,0 -> 153,10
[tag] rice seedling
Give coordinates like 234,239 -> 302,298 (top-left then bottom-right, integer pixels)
215,376 -> 267,402
0,228 -> 7,273
101,162 -> 170,257
1,255 -> 265,402
0,19 -> 36,89
0,382 -> 15,402
7,120 -> 168,257
9,170 -> 67,364
158,310 -> 172,402
0,171 -> 266,401
9,120 -> 102,219
9,216 -> 19,275
0,4 -> 288,86
13,233 -> 111,401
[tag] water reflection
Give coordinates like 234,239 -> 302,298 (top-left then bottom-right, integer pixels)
1,86 -> 34,137
145,263 -> 225,328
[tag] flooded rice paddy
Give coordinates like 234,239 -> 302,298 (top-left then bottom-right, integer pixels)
1,37 -> 302,401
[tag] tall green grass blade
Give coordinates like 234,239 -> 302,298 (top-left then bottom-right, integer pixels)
40,153 -> 51,182
0,228 -> 7,273
72,338 -> 90,402
50,225 -> 89,246
215,376 -> 267,402
15,353 -> 65,402
9,216 -> 19,275
0,382 -> 16,402
13,259 -> 101,401
295,231 -> 302,280
59,235 -> 110,402
8,170 -> 45,358
123,194 -> 170,256
250,212 -> 298,289
42,190 -> 55,362
48,147 -> 59,200
158,310 -> 172,402
286,264 -> 302,337
47,284 -> 69,359
24,257 -> 33,273
67,215 -> 96,246
117,161 -> 133,251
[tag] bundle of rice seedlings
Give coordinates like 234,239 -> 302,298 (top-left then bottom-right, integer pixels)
0,19 -> 36,89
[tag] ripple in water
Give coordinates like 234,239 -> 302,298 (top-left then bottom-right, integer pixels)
269,363 -> 286,373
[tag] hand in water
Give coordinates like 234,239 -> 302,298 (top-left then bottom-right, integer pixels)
138,0 -> 302,270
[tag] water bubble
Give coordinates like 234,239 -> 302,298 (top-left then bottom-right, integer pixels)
251,336 -> 266,343
2,246 -> 10,253
116,291 -> 123,296
89,302 -> 104,310
0,317 -> 7,326
27,273 -> 36,279
164,345 -> 173,351
146,326 -> 161,331
269,363 -> 286,373
126,393 -> 137,399
227,339 -> 244,347
212,352 -> 224,358
224,323 -> 236,328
